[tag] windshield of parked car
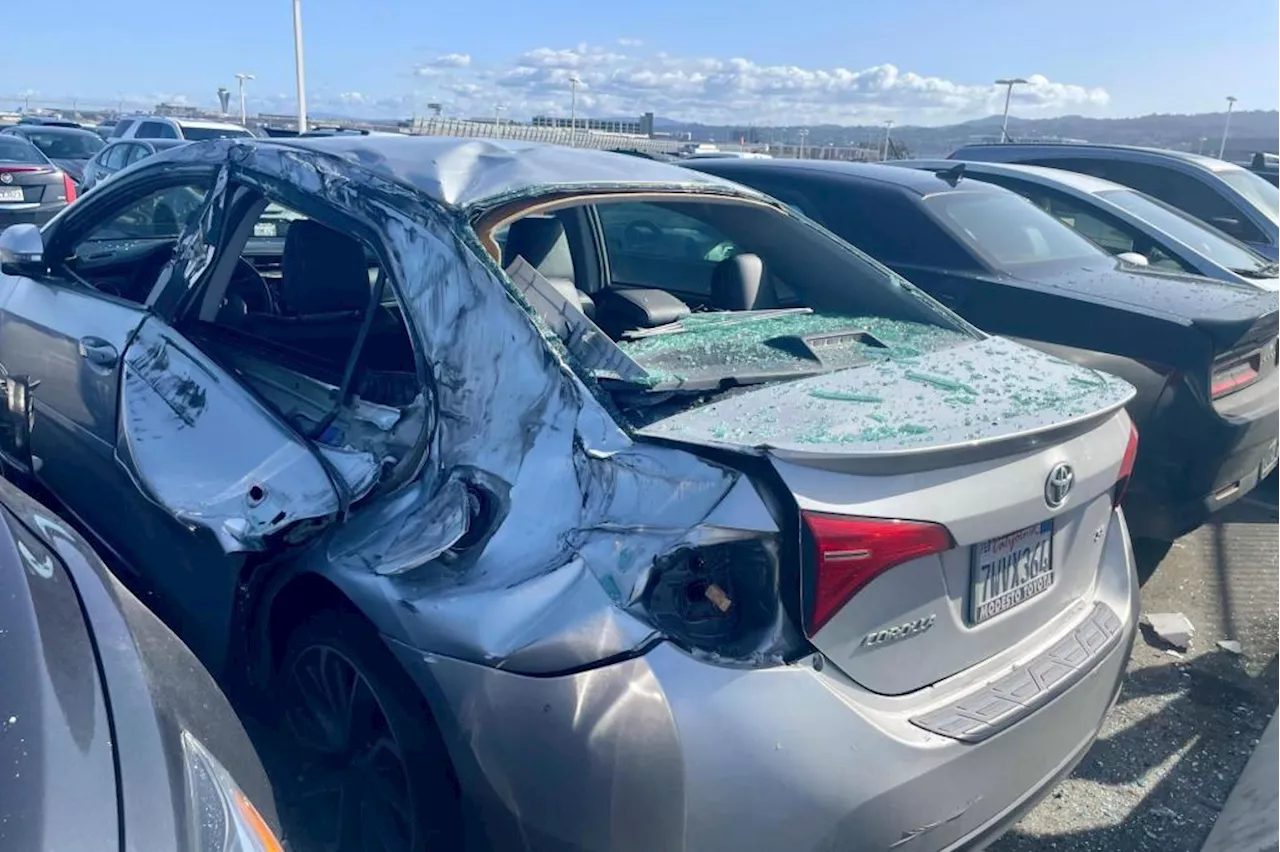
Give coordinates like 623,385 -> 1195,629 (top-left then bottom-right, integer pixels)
0,137 -> 48,165
1099,188 -> 1274,275
500,196 -> 974,399
180,126 -> 254,141
22,130 -> 103,159
925,190 -> 1107,270
1218,167 -> 1280,225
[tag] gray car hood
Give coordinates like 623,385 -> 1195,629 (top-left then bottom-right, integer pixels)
637,335 -> 1134,464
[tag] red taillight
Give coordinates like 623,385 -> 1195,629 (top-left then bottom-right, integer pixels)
1112,421 -> 1140,506
803,513 -> 952,635
1211,355 -> 1260,398
0,165 -> 48,174
62,172 -> 77,204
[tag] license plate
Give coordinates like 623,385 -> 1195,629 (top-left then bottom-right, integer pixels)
253,222 -> 277,237
0,187 -> 23,203
1261,439 -> 1279,479
969,520 -> 1054,625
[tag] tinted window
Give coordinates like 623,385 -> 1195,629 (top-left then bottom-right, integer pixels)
102,144 -> 131,170
598,201 -> 740,295
0,137 -> 46,164
1099,189 -> 1271,273
179,126 -> 252,141
136,121 -> 178,139
925,191 -> 1105,269
1218,168 -> 1279,225
110,119 -> 134,138
124,144 -> 152,165
801,180 -> 978,270
21,130 -> 103,159
1032,157 -> 1264,243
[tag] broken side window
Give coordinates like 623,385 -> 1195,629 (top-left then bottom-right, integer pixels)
177,194 -> 427,487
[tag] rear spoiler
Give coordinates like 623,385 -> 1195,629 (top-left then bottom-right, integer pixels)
1199,292 -> 1279,359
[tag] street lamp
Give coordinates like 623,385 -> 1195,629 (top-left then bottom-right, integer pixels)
995,77 -> 1027,143
882,119 -> 895,161
568,74 -> 582,144
494,104 -> 506,136
1218,95 -> 1238,160
292,0 -> 308,133
234,73 -> 255,125
798,127 -> 809,160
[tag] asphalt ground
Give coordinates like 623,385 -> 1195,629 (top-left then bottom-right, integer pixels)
990,485 -> 1279,852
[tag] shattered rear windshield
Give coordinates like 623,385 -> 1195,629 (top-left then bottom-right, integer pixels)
617,310 -> 967,387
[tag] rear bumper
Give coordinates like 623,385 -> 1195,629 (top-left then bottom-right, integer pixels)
1126,374 -> 1279,540
390,509 -> 1139,852
0,203 -> 64,230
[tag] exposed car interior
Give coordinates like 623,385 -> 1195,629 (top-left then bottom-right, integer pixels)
482,194 -> 969,412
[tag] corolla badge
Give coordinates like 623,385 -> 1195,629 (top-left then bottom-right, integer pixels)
862,614 -> 937,649
1045,463 -> 1074,509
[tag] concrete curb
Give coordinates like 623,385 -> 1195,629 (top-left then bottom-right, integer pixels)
1201,709 -> 1279,852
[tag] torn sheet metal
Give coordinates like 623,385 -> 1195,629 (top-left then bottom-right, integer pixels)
118,318 -> 381,552
137,140 -> 746,672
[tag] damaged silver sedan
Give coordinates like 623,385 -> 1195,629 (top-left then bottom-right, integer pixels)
0,136 -> 1141,852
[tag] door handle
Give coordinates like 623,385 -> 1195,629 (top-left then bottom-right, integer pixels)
78,337 -> 118,368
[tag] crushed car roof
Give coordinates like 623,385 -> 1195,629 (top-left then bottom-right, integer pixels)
266,135 -> 757,209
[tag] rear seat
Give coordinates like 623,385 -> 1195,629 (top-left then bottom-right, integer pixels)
501,216 -> 596,319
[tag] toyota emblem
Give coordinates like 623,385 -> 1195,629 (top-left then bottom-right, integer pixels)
1045,463 -> 1074,509
0,173 -> 12,184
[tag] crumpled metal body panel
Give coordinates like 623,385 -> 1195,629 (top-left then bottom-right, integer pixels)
119,318 -> 380,552
140,139 -> 743,673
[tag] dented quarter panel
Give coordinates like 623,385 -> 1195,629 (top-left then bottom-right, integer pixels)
119,140 -> 744,673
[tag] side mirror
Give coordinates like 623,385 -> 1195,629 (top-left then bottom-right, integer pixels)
1208,216 -> 1244,238
0,224 -> 47,277
1116,251 -> 1150,267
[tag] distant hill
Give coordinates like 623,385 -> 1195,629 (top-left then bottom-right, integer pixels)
654,110 -> 1280,160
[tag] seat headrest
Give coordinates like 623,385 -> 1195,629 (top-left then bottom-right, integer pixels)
281,219 -> 371,314
710,253 -> 774,311
502,216 -> 575,282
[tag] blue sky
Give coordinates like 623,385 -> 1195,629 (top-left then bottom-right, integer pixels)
5,0 -> 1278,125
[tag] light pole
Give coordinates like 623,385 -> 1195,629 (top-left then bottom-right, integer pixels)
568,74 -> 582,145
494,104 -> 506,137
1218,95 -> 1238,160
292,0 -> 308,133
882,119 -> 895,161
798,128 -> 808,160
996,77 -> 1027,143
234,73 -> 255,125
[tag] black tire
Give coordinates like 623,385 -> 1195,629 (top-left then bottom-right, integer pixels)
273,609 -> 463,852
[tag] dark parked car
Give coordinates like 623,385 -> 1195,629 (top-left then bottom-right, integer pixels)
0,135 -> 77,229
0,474 -> 283,851
896,159 -> 1278,291
0,136 -> 1144,852
950,143 -> 1280,262
682,157 -> 1279,545
1248,152 -> 1279,187
1,123 -> 105,185
80,138 -> 189,192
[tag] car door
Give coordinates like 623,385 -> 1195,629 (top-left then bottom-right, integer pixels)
0,164 -> 345,670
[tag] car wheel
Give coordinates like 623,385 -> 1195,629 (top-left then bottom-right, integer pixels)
275,609 -> 462,852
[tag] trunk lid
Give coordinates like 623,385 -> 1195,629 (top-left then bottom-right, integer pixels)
638,335 -> 1136,694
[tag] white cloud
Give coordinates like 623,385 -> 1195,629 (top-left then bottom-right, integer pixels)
105,44 -> 1112,127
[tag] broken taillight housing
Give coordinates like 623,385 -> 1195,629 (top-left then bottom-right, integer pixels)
802,513 -> 953,635
1211,349 -> 1265,399
1112,420 -> 1140,507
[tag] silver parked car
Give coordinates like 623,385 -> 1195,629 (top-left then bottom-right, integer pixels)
898,159 -> 1279,291
0,136 -> 1140,852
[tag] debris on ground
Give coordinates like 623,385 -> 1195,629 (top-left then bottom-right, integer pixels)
1144,612 -> 1195,650
1216,639 -> 1244,655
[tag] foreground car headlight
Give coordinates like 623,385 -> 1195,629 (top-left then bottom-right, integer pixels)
181,732 -> 283,852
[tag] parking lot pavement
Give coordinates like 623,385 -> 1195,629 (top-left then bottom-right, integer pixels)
991,493 -> 1279,852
